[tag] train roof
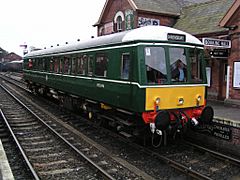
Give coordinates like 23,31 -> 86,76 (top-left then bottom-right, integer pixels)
25,26 -> 203,58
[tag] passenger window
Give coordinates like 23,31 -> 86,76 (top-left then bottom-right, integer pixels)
121,53 -> 130,80
77,55 -> 86,75
71,58 -> 76,75
54,58 -> 59,73
95,54 -> 108,77
50,58 -> 54,72
59,59 -> 63,73
28,59 -> 33,69
64,57 -> 71,74
145,47 -> 167,84
88,56 -> 93,76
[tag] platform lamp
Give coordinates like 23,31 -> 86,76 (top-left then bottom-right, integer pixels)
0,50 -> 2,72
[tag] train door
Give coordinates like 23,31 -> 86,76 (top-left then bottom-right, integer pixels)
118,51 -> 132,107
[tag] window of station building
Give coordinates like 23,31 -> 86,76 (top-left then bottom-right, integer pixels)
169,48 -> 187,82
116,16 -> 123,32
95,54 -> 108,77
77,55 -> 86,75
189,48 -> 203,83
121,53 -> 130,80
145,47 -> 167,84
88,56 -> 93,76
63,57 -> 71,74
114,11 -> 124,32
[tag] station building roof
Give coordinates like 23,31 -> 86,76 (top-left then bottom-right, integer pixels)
174,0 -> 235,35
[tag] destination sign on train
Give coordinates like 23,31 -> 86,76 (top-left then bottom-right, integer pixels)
167,33 -> 186,42
202,38 -> 231,48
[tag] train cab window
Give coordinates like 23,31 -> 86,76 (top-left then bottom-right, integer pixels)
77,55 -> 86,75
169,48 -> 187,82
88,56 -> 93,76
189,49 -> 203,83
145,47 -> 167,84
64,57 -> 71,74
95,54 -> 108,77
121,53 -> 130,80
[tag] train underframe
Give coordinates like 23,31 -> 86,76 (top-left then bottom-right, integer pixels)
27,82 -> 214,147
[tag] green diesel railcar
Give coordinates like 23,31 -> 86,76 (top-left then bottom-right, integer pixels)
24,26 -> 213,146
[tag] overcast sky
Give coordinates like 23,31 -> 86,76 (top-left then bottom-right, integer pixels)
0,0 -> 105,56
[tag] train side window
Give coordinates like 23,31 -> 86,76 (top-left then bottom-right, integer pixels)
38,58 -> 43,71
88,56 -> 93,76
50,58 -> 54,72
95,54 -> 108,77
77,55 -> 86,75
42,58 -> 47,71
28,59 -> 33,69
59,58 -> 63,73
64,57 -> 71,74
189,48 -> 203,83
32,59 -> 36,69
121,53 -> 130,80
71,57 -> 76,75
54,58 -> 59,73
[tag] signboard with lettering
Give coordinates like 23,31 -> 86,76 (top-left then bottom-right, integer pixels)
167,33 -> 186,42
194,123 -> 232,141
125,9 -> 134,30
138,17 -> 160,27
209,49 -> 228,58
202,38 -> 231,48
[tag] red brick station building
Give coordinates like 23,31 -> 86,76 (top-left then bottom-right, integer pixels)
94,0 -> 240,106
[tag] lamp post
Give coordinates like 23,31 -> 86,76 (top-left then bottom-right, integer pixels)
0,50 -> 2,72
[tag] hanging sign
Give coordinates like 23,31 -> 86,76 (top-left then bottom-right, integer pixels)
202,38 -> 231,48
209,49 -> 228,58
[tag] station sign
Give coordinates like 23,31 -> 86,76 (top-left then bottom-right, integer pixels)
202,38 -> 231,48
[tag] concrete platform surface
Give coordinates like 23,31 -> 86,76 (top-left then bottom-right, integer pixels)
208,100 -> 240,122
0,140 -> 14,180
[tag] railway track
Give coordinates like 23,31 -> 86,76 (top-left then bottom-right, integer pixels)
1,73 -> 240,179
0,74 -> 154,179
0,85 -> 116,179
0,110 -> 38,180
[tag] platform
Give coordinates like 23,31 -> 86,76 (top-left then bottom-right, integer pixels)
0,139 -> 14,180
207,100 -> 240,127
